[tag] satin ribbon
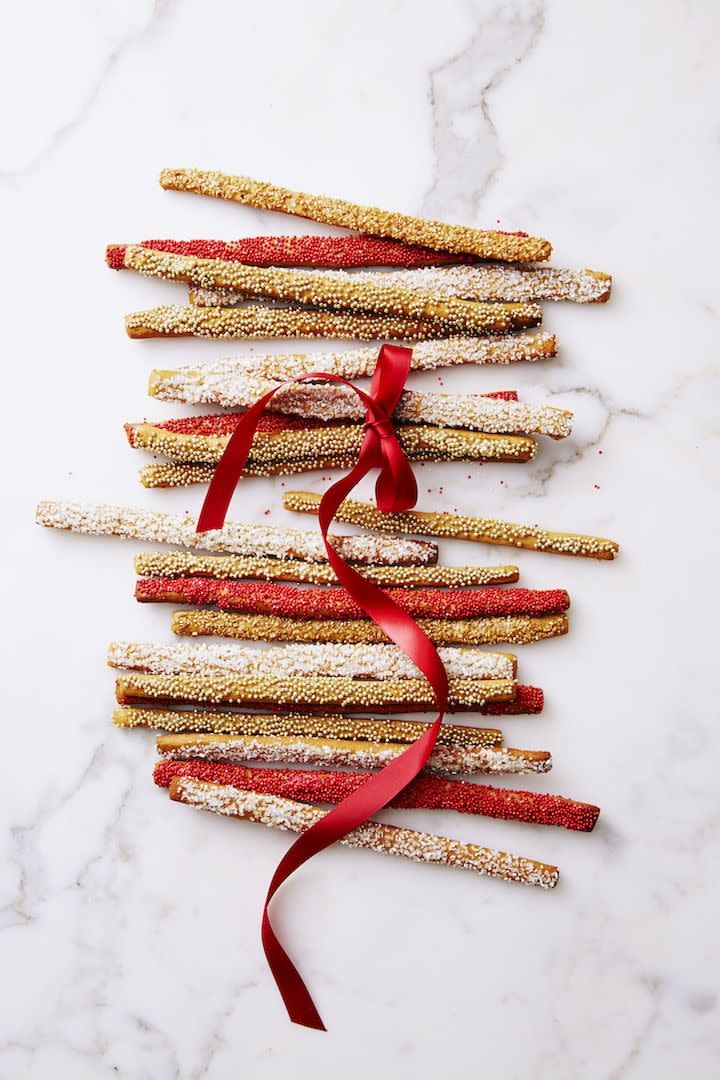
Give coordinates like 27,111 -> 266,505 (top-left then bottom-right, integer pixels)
196,345 -> 448,1031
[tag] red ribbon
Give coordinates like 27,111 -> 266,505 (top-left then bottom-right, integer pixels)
196,345 -> 448,1031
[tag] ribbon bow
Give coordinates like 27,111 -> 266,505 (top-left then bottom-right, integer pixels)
196,344 -> 448,1031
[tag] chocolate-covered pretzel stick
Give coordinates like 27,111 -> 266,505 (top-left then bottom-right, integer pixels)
169,778 -> 559,886
157,760 -> 599,831
191,264 -> 611,308
134,551 -> 518,588
115,707 -> 504,748
107,235 -> 473,270
35,501 -> 437,565
284,492 -> 621,562
159,169 -> 552,262
125,304 -> 541,342
123,246 -> 542,336
128,422 -> 538,470
136,577 -> 569,618
158,733 -> 550,776
115,672 -> 516,712
108,641 -> 516,681
171,609 -> 568,647
148,333 -> 556,401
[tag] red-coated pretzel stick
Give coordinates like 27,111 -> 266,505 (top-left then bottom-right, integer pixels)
154,760 -> 600,831
136,577 -> 570,618
106,235 -> 476,270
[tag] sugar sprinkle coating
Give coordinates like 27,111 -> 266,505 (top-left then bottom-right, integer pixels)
124,246 -> 542,336
171,609 -> 568,646
156,760 -> 599,831
134,551 -> 520,588
284,492 -> 621,562
169,778 -> 559,886
159,169 -> 552,263
128,421 -> 537,470
190,263 -> 611,308
125,304 -> 538,342
115,707 -> 504,748
139,457 -> 355,487
115,672 -> 516,712
107,235 -> 476,270
148,333 -> 557,403
136,577 -> 569,619
159,733 -> 551,777
35,500 -> 437,566
108,640 -> 516,681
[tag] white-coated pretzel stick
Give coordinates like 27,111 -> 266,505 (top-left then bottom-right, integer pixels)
159,169 -> 552,262
123,246 -> 542,336
133,550 -> 520,588
141,376 -> 572,438
283,492 -> 621,562
147,333 -> 557,402
189,264 -> 611,307
158,733 -> 551,777
168,778 -> 559,887
35,500 -> 438,566
113,706 -> 504,748
115,672 -> 516,712
170,609 -> 569,646
107,641 -> 517,681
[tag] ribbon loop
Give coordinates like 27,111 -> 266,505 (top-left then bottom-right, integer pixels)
196,344 -> 446,1031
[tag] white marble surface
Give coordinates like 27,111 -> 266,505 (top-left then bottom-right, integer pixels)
2,1 -> 719,1075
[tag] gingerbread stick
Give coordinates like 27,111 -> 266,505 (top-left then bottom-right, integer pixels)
283,491 -> 621,561
158,169 -> 552,262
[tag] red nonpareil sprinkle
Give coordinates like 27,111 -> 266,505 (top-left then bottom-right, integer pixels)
135,578 -> 569,618
481,390 -> 519,401
480,684 -> 543,715
150,412 -> 329,437
153,760 -> 599,831
106,235 -> 479,270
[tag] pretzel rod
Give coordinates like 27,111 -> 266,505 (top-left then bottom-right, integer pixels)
136,577 -> 569,619
139,458 -> 358,487
115,672 -> 516,712
148,334 -> 557,403
159,169 -> 552,263
283,492 -> 621,562
125,302 -> 543,342
123,246 -> 542,336
107,235 -> 475,270
134,551 -> 519,588
115,707 -> 504,748
156,760 -> 599,831
127,422 -> 538,469
34,501 -> 438,566
158,733 -> 551,776
171,609 -> 568,646
108,641 -> 517,681
189,264 -> 611,308
140,377 -> 571,439
171,777 -> 559,885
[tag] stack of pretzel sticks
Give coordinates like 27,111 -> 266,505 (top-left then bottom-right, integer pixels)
127,388 -> 570,487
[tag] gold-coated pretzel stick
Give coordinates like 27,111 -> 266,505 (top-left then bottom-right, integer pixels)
171,610 -> 569,646
168,778 -> 559,887
283,492 -> 621,562
123,246 -> 542,336
159,169 -> 552,263
140,377 -> 570,439
127,422 -> 538,468
125,304 -> 541,342
115,672 -> 516,712
114,706 -> 504,748
158,733 -> 551,777
138,458 -> 356,487
108,641 -> 516,681
189,264 -> 611,308
134,551 -> 520,588
34,500 -> 438,566
148,333 -> 557,402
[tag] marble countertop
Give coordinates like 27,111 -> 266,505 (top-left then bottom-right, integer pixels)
2,1 -> 718,1076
